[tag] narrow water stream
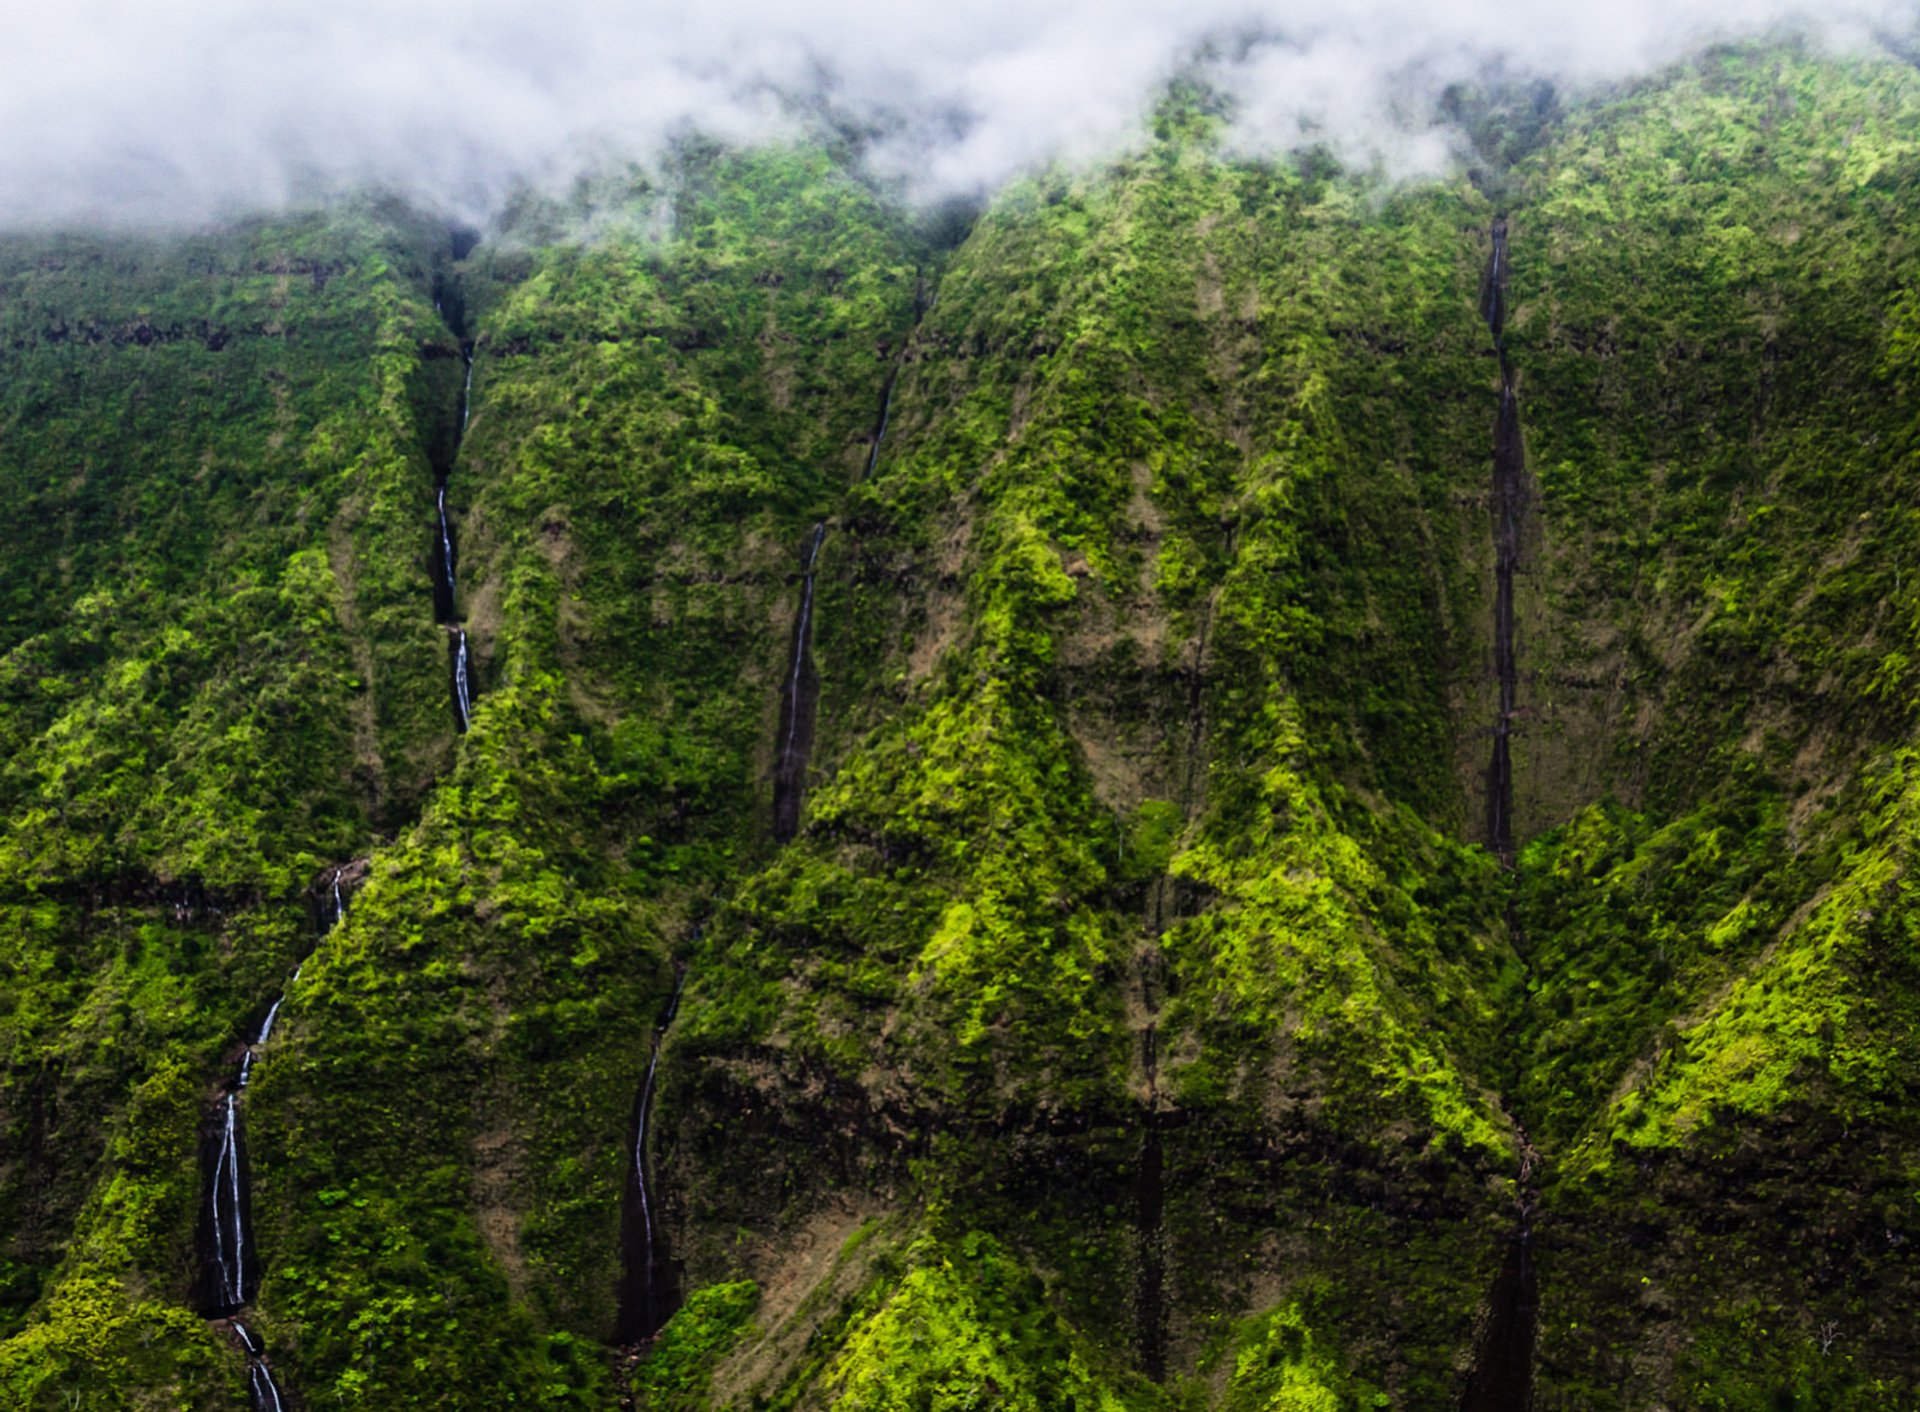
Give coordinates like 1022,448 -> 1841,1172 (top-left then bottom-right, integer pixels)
432,254 -> 478,732
771,523 -> 828,842
197,867 -> 353,1408
616,971 -> 687,1343
453,628 -> 474,734
862,376 -> 896,481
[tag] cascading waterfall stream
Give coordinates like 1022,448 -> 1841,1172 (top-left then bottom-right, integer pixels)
1461,215 -> 1539,1412
436,485 -> 457,617
453,628 -> 473,734
208,1094 -> 247,1308
233,1322 -> 286,1412
771,523 -> 828,841
617,971 -> 687,1343
432,253 -> 479,731
198,866 -> 352,1409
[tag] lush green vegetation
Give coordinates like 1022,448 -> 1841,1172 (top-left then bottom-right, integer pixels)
4,39 -> 1920,1411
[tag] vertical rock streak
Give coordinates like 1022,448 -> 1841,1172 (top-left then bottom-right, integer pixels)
1482,217 -> 1522,865
772,523 -> 828,841
1463,217 -> 1537,1412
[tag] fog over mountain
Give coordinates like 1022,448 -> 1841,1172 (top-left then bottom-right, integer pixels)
9,0 -> 1917,228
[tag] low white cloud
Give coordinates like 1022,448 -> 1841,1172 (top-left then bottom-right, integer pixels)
4,0 -> 1913,228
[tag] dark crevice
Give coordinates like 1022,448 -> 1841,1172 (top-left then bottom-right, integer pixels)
1135,1116 -> 1167,1381
1462,1232 -> 1538,1412
1463,1130 -> 1541,1412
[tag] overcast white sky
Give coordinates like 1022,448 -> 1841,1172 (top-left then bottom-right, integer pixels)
4,0 -> 1913,228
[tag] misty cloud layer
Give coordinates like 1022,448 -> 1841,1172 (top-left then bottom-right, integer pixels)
9,0 -> 1916,230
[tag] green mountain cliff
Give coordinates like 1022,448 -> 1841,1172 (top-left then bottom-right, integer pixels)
2,40 -> 1918,1412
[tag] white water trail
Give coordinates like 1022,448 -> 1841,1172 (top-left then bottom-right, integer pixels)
255,995 -> 286,1049
212,1093 -> 246,1306
460,347 -> 475,435
631,972 -> 687,1334
438,486 -> 456,606
455,630 -> 473,731
248,1360 -> 286,1412
634,1044 -> 662,1320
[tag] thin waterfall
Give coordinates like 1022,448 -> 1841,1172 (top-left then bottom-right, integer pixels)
460,343 -> 474,435
437,333 -> 476,726
435,485 -> 457,621
432,253 -> 478,727
234,1322 -> 286,1412
208,1094 -> 247,1308
771,524 -> 828,841
198,865 -> 354,1401
617,971 -> 687,1342
453,629 -> 473,733
862,377 -> 896,480
247,1359 -> 287,1412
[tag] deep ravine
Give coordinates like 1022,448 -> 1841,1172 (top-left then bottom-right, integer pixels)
1461,215 -> 1539,1412
196,867 -> 355,1410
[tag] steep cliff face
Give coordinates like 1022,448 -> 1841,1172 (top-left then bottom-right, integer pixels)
2,43 -> 1919,1412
